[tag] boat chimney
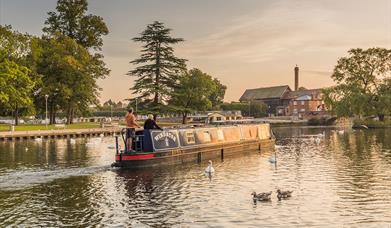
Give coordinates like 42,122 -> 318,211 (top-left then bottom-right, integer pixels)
294,65 -> 299,91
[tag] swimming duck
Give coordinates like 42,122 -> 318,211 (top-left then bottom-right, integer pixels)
252,191 -> 272,202
205,160 -> 215,173
276,189 -> 293,200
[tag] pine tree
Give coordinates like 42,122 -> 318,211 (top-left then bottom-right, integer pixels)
128,21 -> 187,118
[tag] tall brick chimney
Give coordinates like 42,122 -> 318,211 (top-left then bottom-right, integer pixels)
294,65 -> 299,91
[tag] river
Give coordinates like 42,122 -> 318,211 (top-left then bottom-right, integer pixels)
0,127 -> 391,227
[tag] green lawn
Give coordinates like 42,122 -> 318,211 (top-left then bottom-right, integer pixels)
0,122 -> 100,132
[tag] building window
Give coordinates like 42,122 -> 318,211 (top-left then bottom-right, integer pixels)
293,101 -> 297,105
300,108 -> 306,112
293,108 -> 298,113
301,101 -> 305,105
216,117 -> 222,121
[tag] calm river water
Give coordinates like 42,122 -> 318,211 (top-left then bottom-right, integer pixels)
1,127 -> 391,227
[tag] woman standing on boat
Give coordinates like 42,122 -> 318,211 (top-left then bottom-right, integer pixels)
125,109 -> 140,152
144,114 -> 162,131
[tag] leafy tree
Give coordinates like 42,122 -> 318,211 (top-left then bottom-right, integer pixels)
41,0 -> 110,123
128,21 -> 187,119
43,0 -> 108,50
221,102 -> 268,118
0,26 -> 39,125
34,35 -> 107,124
209,78 -> 227,109
103,99 -> 116,107
0,59 -> 35,124
324,48 -> 391,120
169,69 -> 216,124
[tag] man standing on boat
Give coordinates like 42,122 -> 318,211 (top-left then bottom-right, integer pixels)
125,109 -> 140,152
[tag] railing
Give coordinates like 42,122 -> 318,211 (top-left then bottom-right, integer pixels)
120,128 -> 144,153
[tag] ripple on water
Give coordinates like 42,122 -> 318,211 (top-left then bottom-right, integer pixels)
1,128 -> 391,227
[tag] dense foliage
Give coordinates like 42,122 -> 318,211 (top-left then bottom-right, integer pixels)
41,0 -> 109,124
0,0 -> 109,125
323,48 -> 391,121
0,26 -> 39,124
169,69 -> 223,123
221,102 -> 268,118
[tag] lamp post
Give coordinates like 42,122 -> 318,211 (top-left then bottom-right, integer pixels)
45,94 -> 49,128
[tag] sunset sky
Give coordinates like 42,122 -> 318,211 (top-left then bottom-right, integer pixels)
1,0 -> 390,103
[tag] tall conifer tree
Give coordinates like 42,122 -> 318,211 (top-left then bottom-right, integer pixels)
128,21 -> 187,118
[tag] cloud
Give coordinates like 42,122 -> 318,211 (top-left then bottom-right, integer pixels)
178,0 -> 389,64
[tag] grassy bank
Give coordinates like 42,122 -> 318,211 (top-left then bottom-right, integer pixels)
0,123 -> 100,132
353,119 -> 391,128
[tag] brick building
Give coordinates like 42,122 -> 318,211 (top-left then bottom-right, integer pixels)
239,66 -> 326,118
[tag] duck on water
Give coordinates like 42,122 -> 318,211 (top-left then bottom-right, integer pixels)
252,191 -> 272,202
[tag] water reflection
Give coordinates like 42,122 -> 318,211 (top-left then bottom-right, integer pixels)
1,128 -> 391,227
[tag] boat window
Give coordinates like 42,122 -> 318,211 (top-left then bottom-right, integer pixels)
186,132 -> 195,144
217,129 -> 224,141
203,131 -> 211,142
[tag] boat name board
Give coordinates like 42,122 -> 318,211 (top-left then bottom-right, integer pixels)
152,131 -> 179,150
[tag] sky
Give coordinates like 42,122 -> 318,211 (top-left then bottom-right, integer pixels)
1,0 -> 391,103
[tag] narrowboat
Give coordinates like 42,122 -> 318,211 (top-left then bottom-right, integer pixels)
112,123 -> 274,168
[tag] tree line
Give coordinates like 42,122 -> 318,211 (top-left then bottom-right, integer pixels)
0,0 -> 109,125
1,1 -> 259,126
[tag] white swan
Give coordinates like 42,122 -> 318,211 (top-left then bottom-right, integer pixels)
205,160 -> 215,173
69,138 -> 76,144
269,155 -> 277,164
317,131 -> 325,138
34,137 -> 42,142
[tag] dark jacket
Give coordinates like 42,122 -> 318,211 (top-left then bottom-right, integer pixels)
143,119 -> 162,130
